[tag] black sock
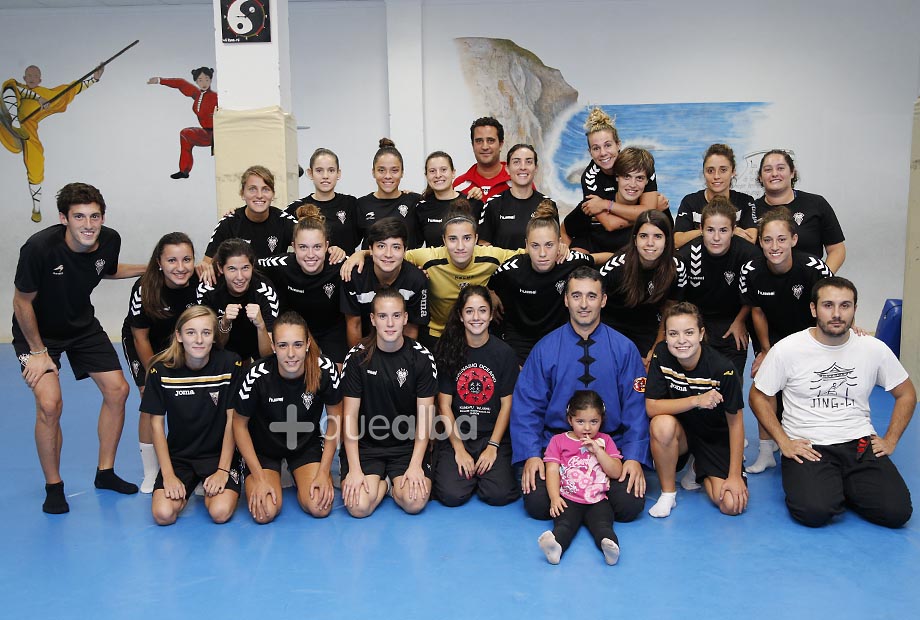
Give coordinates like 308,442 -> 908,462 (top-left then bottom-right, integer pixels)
43,481 -> 70,514
94,468 -> 139,495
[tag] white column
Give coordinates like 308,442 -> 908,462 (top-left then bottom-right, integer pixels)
385,0 -> 425,186
211,0 -> 298,215
902,96 -> 920,393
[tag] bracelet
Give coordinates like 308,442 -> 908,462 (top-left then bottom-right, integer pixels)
607,200 -> 615,214
29,347 -> 48,355
488,440 -> 500,449
218,319 -> 232,333
217,467 -> 230,474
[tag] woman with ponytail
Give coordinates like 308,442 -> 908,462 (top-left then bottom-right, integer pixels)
231,312 -> 343,523
144,306 -> 243,525
355,138 -> 423,249
258,204 -> 348,365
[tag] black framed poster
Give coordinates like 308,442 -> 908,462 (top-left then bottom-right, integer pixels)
221,0 -> 271,44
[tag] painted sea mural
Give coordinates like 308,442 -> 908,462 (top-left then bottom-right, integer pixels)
456,37 -> 771,214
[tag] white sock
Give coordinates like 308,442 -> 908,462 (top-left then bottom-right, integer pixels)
139,442 -> 158,494
648,491 -> 677,518
745,440 -> 777,474
680,455 -> 701,491
538,531 -> 562,564
601,538 -> 620,566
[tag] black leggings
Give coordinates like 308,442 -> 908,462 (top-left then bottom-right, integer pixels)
553,500 -> 617,553
781,438 -> 912,528
525,473 -> 645,522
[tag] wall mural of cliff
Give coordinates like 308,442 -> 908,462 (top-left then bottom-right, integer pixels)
455,37 -> 769,212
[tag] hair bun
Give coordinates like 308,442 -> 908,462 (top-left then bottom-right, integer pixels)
379,137 -> 396,148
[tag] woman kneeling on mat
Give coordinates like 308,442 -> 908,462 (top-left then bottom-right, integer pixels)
645,302 -> 748,518
144,306 -> 244,525
340,288 -> 438,517
232,312 -> 343,524
433,286 -> 520,507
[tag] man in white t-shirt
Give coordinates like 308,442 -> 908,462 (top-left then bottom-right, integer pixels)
750,276 -> 915,527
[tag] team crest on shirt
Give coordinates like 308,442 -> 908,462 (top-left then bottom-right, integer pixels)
555,280 -> 565,295
95,259 -> 106,275
633,377 -> 646,393
396,368 -> 408,387
267,236 -> 279,252
302,392 -> 314,409
724,271 -> 735,285
336,210 -> 347,224
457,364 -> 496,406
458,282 -> 469,290
398,204 -> 409,218
323,283 -> 335,299
209,391 -> 220,405
792,284 -> 804,299
793,212 -> 805,226
647,281 -> 655,295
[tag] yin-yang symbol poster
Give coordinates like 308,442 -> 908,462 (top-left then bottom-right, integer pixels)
221,0 -> 271,43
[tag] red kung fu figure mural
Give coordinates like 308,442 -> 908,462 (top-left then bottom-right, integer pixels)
147,67 -> 217,179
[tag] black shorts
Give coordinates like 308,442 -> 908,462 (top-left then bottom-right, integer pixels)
13,325 -> 122,381
242,435 -> 324,475
154,453 -> 243,497
685,428 -> 745,484
121,331 -> 146,388
339,443 -> 431,481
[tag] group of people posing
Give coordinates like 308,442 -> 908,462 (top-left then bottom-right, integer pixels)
13,113 -> 915,567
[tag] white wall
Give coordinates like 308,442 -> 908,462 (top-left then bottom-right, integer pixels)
1,0 -> 918,341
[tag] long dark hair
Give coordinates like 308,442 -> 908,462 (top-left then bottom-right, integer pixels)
619,210 -> 676,307
140,232 -> 195,321
435,285 -> 493,380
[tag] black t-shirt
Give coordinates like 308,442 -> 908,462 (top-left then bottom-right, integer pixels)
355,192 -> 423,249
341,339 -> 438,449
599,254 -> 688,355
572,162 -> 662,253
121,275 -> 201,353
489,250 -> 593,363
141,349 -> 242,460
233,355 -> 342,458
739,250 -> 832,344
339,256 -> 430,335
257,254 -> 345,339
674,189 -> 757,234
478,192 -> 556,250
645,342 -> 742,441
197,272 -> 279,361
438,336 -> 519,439
205,206 -> 297,259
13,225 -> 120,340
678,238 -> 758,324
285,193 -> 360,253
752,190 -> 845,259
413,195 -> 484,248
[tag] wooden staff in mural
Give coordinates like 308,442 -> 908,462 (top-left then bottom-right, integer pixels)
0,40 -> 138,223
147,67 -> 217,180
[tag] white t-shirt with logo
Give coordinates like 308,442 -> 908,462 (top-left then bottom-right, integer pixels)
754,329 -> 908,445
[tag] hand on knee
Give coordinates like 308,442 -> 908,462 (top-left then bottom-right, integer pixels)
719,491 -> 743,516
298,490 -> 333,518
